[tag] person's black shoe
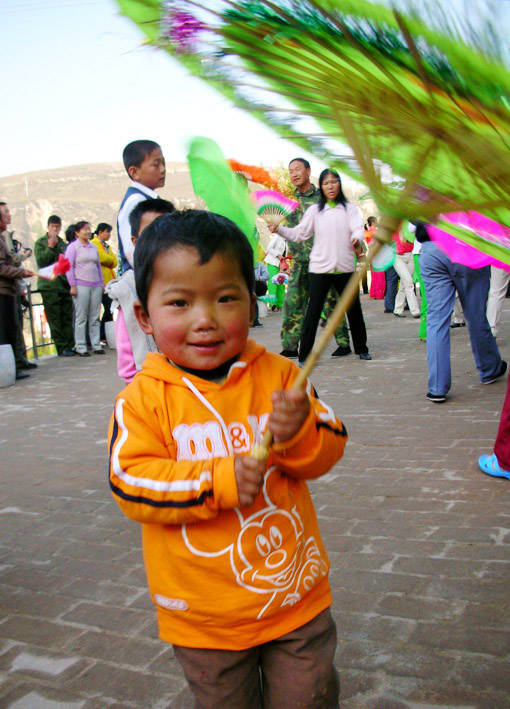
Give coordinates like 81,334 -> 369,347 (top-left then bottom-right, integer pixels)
78,351 -> 91,358
279,349 -> 299,359
94,349 -> 106,355
482,360 -> 508,385
384,309 -> 393,313
252,321 -> 264,328
450,322 -> 466,329
60,349 -> 76,357
359,352 -> 372,360
331,346 -> 352,357
15,370 -> 30,380
18,361 -> 38,370
426,392 -> 446,403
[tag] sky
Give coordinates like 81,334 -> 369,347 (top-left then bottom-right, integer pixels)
1,0 -> 507,181
0,0 -> 332,179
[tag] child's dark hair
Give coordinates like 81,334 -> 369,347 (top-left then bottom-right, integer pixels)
364,216 -> 377,229
135,210 -> 254,314
94,222 -> 112,235
318,168 -> 348,211
48,214 -> 61,226
129,198 -> 176,238
122,140 -> 161,172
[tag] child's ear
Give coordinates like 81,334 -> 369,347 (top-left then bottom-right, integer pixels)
127,165 -> 140,182
131,236 -> 138,247
249,293 -> 257,325
133,300 -> 153,335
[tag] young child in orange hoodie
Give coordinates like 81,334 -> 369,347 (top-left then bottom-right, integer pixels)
108,210 -> 347,708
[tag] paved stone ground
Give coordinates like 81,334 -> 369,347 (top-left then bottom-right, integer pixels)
1,296 -> 509,708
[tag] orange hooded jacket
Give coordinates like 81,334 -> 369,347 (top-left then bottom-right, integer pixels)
108,340 -> 347,650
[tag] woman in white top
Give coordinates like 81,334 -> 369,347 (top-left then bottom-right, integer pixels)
270,168 -> 371,362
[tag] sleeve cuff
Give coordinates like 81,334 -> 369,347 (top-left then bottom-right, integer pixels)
213,458 -> 240,509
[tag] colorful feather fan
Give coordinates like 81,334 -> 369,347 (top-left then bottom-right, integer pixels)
227,160 -> 278,189
250,189 -> 300,226
37,254 -> 71,281
115,0 -> 510,260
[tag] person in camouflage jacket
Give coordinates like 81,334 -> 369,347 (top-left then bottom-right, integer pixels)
280,158 -> 350,358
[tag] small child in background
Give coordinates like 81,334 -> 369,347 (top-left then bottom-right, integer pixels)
109,209 -> 347,708
264,231 -> 287,311
106,198 -> 175,382
117,139 -> 166,273
252,260 -> 269,328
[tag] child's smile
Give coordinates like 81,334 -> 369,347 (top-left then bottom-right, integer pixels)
137,246 -> 256,371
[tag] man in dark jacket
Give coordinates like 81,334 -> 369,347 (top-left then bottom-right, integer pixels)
0,208 -> 34,380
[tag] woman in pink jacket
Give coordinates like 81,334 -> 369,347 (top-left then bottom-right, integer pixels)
270,169 -> 371,362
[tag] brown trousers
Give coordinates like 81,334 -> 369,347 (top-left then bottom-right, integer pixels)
173,608 -> 339,709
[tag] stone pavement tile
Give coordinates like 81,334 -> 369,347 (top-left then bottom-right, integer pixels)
0,642 -> 92,683
0,682 -> 125,708
335,611 -> 415,645
54,539 -> 132,563
332,588 -> 386,615
458,600 -> 510,628
358,538 -> 448,558
375,592 -> 464,621
0,569 -> 73,595
392,555 -> 485,578
457,656 -> 510,694
65,629 -> 167,670
441,541 -> 510,561
167,685 -> 195,708
332,551 -> 396,572
60,602 -> 153,635
50,558 -> 136,585
329,568 -> 422,595
404,679 -> 510,709
0,589 -> 78,620
410,621 -> 510,657
419,577 -> 509,604
61,580 -> 146,607
337,669 -> 379,707
384,644 -> 456,681
67,662 -> 187,705
0,617 -> 84,650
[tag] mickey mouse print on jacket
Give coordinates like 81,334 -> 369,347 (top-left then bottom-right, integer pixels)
109,340 -> 347,650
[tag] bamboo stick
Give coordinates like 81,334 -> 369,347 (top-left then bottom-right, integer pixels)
250,214 -> 399,462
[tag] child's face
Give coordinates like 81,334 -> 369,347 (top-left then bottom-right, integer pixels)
130,148 -> 166,190
135,246 -> 256,370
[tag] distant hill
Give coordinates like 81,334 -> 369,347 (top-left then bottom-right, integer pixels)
0,162 -> 199,267
0,162 -> 376,272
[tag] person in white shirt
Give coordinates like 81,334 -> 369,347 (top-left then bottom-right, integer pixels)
270,169 -> 371,362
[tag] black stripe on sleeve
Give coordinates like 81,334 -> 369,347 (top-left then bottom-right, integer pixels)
317,421 -> 348,437
109,479 -> 214,508
109,412 -> 119,463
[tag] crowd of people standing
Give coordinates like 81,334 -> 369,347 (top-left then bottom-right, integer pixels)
0,210 -> 119,380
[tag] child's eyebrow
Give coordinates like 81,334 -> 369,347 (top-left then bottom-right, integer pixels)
160,282 -> 245,297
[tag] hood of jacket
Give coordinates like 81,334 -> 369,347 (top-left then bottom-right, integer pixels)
139,338 -> 267,393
